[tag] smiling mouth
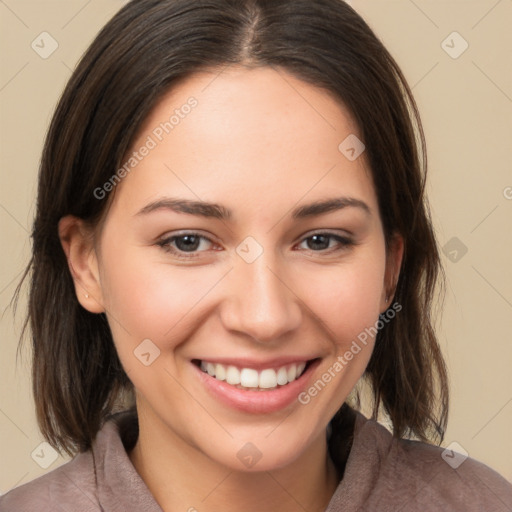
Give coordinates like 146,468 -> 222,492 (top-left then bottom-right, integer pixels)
192,359 -> 317,391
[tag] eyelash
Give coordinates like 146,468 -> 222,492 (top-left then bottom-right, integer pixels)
156,231 -> 355,260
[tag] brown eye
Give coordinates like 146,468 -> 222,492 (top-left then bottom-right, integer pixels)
157,232 -> 216,259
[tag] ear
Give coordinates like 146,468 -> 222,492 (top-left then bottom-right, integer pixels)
380,232 -> 404,313
58,215 -> 105,314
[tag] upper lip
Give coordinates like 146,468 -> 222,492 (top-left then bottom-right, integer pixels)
192,356 -> 319,371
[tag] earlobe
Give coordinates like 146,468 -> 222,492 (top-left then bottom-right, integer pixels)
381,232 -> 404,312
58,215 -> 105,313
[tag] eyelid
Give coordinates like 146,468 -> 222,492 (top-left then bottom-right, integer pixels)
157,229 -> 353,246
157,229 -> 219,246
298,227 -> 354,239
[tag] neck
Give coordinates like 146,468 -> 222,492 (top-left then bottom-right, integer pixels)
128,405 -> 341,512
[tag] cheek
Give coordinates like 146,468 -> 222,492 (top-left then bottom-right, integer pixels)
99,246 -> 223,345
98,251 -> 226,394
306,251 -> 387,346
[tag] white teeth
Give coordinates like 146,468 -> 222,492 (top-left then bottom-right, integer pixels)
240,368 -> 259,388
226,365 -> 241,385
215,363 -> 226,381
206,362 -> 216,376
199,360 -> 309,390
276,367 -> 288,386
259,369 -> 278,389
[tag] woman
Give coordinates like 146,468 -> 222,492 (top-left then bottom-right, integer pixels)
2,0 -> 511,510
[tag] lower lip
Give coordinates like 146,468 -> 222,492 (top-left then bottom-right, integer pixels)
193,359 -> 321,414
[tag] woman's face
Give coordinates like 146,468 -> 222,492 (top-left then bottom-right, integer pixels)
70,66 -> 402,471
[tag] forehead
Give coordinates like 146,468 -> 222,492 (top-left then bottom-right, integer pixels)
110,65 -> 378,221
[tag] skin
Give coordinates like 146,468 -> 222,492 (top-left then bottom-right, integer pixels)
59,65 -> 403,512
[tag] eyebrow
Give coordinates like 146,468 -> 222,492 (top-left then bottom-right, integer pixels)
135,196 -> 371,220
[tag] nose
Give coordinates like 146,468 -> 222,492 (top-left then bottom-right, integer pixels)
219,251 -> 302,344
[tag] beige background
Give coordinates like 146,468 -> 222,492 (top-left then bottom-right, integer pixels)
1,0 -> 511,494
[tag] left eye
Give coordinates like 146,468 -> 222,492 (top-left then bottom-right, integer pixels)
157,232 -> 353,258
297,233 -> 352,252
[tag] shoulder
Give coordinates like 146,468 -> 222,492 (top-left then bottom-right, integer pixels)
0,450 -> 98,512
388,435 -> 512,509
340,411 -> 512,511
0,410 -> 137,512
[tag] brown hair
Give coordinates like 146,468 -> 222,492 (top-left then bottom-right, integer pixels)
15,0 -> 448,456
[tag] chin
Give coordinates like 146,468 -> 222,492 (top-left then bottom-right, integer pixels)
195,421 -> 324,473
